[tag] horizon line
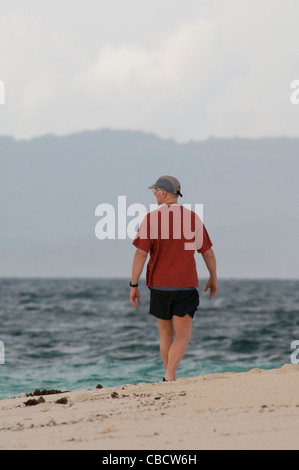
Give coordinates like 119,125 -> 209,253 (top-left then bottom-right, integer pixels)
1,127 -> 299,145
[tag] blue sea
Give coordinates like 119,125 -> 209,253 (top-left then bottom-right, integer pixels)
0,278 -> 299,399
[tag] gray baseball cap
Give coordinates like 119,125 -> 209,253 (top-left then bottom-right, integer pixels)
148,175 -> 183,197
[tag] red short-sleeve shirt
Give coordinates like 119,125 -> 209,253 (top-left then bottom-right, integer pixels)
133,204 -> 213,287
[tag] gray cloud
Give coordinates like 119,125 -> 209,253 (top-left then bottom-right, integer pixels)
1,0 -> 299,141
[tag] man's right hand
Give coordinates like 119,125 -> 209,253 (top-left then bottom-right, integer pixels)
203,277 -> 218,300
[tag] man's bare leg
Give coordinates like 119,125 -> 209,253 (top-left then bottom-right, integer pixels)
164,315 -> 193,381
157,318 -> 174,372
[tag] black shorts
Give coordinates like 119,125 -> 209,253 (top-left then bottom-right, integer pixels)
149,288 -> 200,321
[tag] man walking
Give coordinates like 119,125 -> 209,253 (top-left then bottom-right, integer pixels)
130,176 -> 217,382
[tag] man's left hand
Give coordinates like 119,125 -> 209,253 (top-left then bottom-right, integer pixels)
130,287 -> 141,309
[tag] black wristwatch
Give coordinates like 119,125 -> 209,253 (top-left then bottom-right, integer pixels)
129,282 -> 139,287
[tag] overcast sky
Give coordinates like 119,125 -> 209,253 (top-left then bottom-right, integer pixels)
1,0 -> 299,142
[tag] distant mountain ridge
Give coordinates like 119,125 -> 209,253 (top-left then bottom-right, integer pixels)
1,129 -> 298,278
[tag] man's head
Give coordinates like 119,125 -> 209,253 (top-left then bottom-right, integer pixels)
148,176 -> 182,205
148,176 -> 182,196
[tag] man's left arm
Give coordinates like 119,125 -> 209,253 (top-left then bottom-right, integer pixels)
130,248 -> 148,309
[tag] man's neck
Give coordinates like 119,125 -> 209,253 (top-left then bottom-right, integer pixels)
161,200 -> 179,206
163,197 -> 179,205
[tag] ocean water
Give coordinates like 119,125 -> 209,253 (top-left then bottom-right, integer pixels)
0,278 -> 299,399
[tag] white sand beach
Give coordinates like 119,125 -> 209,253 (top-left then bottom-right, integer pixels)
1,364 -> 299,450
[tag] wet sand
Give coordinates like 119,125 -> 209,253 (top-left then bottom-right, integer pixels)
1,364 -> 299,450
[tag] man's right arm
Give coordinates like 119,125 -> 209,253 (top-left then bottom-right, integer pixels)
201,248 -> 218,300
